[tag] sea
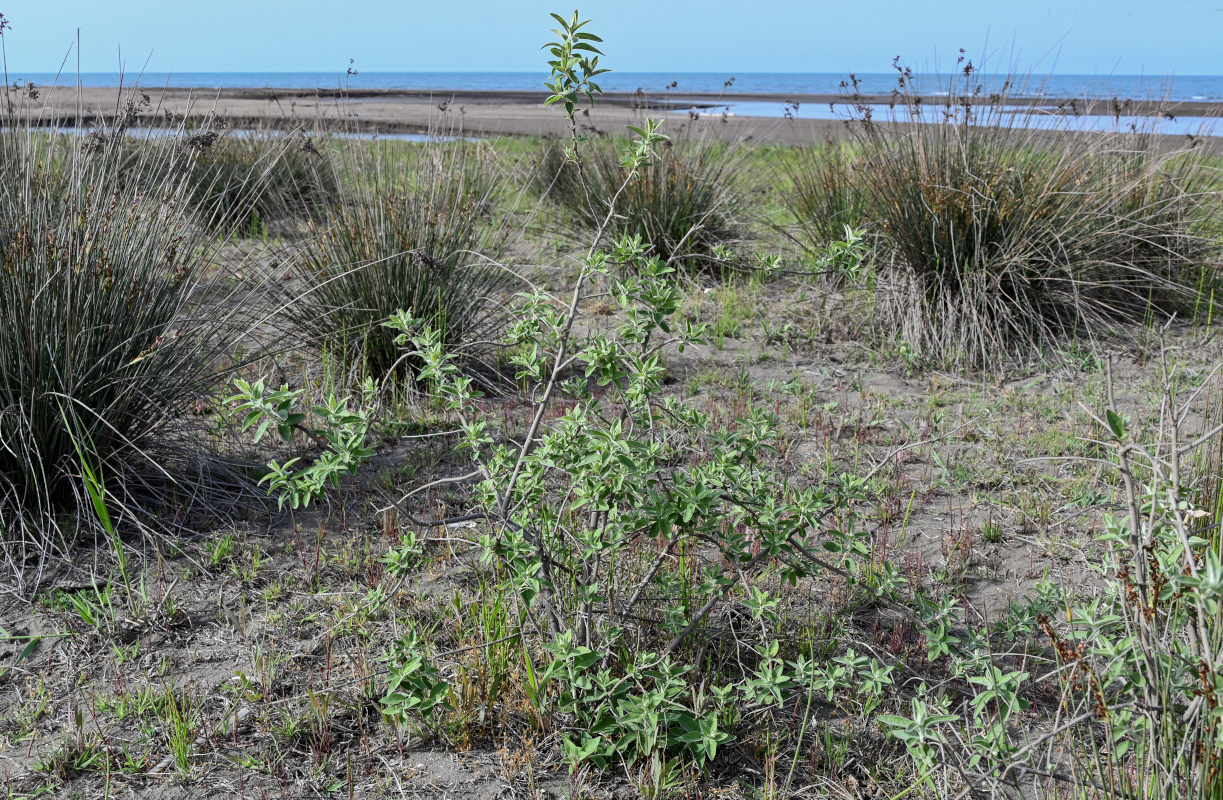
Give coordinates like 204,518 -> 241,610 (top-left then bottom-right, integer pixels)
12,71 -> 1223,100
12,71 -> 1223,135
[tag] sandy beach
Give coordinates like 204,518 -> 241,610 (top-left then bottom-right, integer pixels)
9,84 -> 1223,146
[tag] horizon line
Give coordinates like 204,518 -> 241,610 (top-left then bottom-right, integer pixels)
9,69 -> 1223,78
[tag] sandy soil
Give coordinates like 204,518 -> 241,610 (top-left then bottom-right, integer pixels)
2,254 -> 1220,797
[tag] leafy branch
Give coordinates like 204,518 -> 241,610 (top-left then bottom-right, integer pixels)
226,378 -> 376,511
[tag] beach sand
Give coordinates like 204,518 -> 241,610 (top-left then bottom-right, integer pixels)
9,84 -> 1223,147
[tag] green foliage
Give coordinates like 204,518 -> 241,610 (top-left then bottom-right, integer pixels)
387,207 -> 885,772
61,414 -> 136,611
878,697 -> 959,781
226,377 -> 376,511
0,627 -> 43,668
1055,425 -> 1223,798
367,10 -> 902,776
379,530 -> 425,576
540,636 -> 731,770
874,380 -> 1223,798
289,140 -> 513,381
542,10 -> 608,120
381,632 -> 452,726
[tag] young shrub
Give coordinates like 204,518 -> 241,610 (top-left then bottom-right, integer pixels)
1060,374 -> 1223,800
289,138 -> 514,382
376,14 -> 888,777
535,128 -> 747,274
845,65 -> 1219,367
391,237 -> 885,767
0,125 -> 267,590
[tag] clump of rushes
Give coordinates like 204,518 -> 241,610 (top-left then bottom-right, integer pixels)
125,126 -> 339,234
178,128 -> 338,233
835,61 -> 1220,368
780,140 -> 874,265
290,138 -> 513,383
535,130 -> 746,274
0,124 -> 266,589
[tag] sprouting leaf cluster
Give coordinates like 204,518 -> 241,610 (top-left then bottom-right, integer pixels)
226,378 -> 376,511
542,10 -> 608,119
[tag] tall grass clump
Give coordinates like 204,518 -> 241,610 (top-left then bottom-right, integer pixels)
289,137 -> 514,382
124,125 -> 339,234
0,124 -> 268,589
175,128 -> 339,233
835,64 -> 1220,367
535,129 -> 746,273
782,140 -> 873,255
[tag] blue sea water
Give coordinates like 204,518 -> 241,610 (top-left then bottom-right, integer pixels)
682,102 -> 1217,138
11,71 -> 1223,102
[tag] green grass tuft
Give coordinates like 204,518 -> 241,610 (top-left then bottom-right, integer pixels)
786,72 -> 1222,368
535,131 -> 747,274
0,126 -> 269,586
289,138 -> 515,383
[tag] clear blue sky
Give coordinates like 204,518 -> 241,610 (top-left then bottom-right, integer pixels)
1,1 -> 1220,75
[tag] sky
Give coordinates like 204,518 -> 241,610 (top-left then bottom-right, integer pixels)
0,1 -> 1220,76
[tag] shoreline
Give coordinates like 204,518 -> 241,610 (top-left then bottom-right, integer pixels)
23,84 -> 1223,114
6,85 -> 1221,147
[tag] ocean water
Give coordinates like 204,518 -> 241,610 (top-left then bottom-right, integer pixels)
11,71 -> 1223,102
677,102 -> 1217,138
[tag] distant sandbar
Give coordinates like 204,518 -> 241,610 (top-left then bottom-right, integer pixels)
7,85 -> 1220,147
